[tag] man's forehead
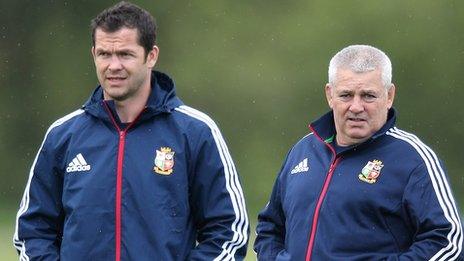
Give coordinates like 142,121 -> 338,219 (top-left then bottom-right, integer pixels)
94,27 -> 140,46
332,81 -> 385,94
334,87 -> 380,93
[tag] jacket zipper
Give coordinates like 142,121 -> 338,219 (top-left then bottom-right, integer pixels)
305,156 -> 340,261
115,130 -> 125,261
305,127 -> 341,261
102,102 -> 144,261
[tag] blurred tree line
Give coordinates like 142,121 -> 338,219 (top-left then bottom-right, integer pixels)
1,0 -> 463,236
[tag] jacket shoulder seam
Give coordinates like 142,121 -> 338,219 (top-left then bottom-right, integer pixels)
49,109 -> 86,131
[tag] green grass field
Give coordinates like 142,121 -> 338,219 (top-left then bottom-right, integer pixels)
1,203 -> 257,260
1,204 -> 18,260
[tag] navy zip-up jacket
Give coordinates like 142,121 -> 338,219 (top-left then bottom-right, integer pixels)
254,109 -> 463,260
14,71 -> 249,260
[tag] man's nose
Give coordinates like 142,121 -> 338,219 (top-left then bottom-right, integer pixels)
108,55 -> 123,71
349,96 -> 364,113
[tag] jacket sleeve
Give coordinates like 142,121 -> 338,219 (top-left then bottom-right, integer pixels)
253,155 -> 289,260
391,161 -> 463,260
187,124 -> 249,261
13,130 -> 64,261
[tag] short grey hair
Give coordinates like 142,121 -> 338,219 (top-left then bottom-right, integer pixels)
328,45 -> 392,88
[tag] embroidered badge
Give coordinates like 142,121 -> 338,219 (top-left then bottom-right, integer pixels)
358,159 -> 384,184
154,147 -> 175,175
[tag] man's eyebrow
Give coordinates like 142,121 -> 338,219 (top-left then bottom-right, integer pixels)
361,89 -> 378,94
94,47 -> 135,53
94,47 -> 111,53
337,89 -> 353,93
116,49 -> 136,54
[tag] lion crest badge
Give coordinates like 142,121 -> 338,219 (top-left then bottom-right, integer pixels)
358,159 -> 384,184
154,147 -> 175,175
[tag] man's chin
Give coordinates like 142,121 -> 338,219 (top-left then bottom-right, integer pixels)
346,130 -> 370,141
103,90 -> 128,101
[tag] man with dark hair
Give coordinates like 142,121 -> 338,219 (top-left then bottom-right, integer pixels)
254,45 -> 463,260
14,1 -> 249,260
90,1 -> 156,57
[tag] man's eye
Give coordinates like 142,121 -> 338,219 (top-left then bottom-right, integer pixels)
363,94 -> 377,100
120,53 -> 133,58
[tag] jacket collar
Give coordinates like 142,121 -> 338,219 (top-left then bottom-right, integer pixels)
309,108 -> 397,147
82,71 -> 183,122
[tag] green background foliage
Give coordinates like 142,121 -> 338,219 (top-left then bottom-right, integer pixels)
1,1 -> 463,259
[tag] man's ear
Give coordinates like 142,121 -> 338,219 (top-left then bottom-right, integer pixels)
146,45 -> 159,68
325,83 -> 334,109
91,46 -> 96,59
387,84 -> 396,109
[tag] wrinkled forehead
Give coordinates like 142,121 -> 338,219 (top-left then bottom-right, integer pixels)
93,27 -> 141,49
330,70 -> 388,95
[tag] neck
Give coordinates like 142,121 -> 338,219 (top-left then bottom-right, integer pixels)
114,98 -> 147,123
335,136 -> 366,147
112,84 -> 151,123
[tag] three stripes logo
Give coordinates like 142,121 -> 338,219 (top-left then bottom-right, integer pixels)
66,153 -> 91,173
291,158 -> 309,174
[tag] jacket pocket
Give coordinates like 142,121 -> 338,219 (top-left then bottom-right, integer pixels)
384,211 -> 413,252
162,199 -> 189,233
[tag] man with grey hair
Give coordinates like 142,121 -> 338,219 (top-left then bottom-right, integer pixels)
254,45 -> 463,260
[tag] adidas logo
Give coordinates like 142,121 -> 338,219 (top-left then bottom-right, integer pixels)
66,153 -> 91,173
290,158 -> 309,174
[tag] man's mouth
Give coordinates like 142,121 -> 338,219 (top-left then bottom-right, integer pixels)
348,117 -> 366,122
107,76 -> 126,80
106,76 -> 127,84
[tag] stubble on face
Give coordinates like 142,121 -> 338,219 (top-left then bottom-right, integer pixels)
92,27 -> 156,103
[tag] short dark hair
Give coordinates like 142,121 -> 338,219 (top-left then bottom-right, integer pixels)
91,1 -> 156,55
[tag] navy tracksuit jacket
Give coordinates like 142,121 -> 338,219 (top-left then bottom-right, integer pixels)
14,71 -> 249,260
254,109 -> 463,260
